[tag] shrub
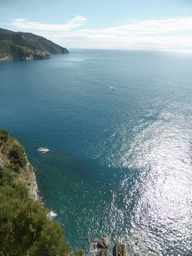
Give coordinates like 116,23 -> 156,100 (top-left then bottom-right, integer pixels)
0,183 -> 70,256
76,249 -> 85,256
13,181 -> 29,200
0,130 -> 10,145
0,166 -> 15,186
4,164 -> 14,172
9,144 -> 27,169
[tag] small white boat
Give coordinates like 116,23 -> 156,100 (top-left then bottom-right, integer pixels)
37,147 -> 49,153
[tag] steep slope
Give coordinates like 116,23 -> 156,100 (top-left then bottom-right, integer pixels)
0,129 -> 40,202
0,129 -> 80,255
0,28 -> 69,61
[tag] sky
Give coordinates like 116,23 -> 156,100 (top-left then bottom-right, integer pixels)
0,0 -> 192,51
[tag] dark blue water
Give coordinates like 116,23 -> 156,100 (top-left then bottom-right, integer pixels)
1,49 -> 192,255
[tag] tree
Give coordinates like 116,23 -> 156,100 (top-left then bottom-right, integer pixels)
9,144 -> 27,169
0,130 -> 10,145
0,166 -> 15,186
0,183 -> 70,256
76,249 -> 85,256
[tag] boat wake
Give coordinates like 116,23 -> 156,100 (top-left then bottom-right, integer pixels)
37,147 -> 49,153
47,210 -> 57,220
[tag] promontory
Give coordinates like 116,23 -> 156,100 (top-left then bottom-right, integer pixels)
0,28 -> 69,61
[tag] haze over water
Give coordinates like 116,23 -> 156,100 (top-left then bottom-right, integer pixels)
1,49 -> 192,255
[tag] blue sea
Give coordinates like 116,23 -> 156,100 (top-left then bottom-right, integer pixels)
1,49 -> 192,255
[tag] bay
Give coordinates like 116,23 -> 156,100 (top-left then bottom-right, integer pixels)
1,49 -> 192,255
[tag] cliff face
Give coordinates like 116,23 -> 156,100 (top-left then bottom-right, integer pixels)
15,161 -> 41,203
0,28 -> 69,61
9,44 -> 51,60
0,130 -> 72,256
0,130 -> 40,203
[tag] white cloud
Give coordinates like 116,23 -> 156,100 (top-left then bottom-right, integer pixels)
11,16 -> 87,31
10,17 -> 192,50
70,16 -> 87,24
80,17 -> 192,35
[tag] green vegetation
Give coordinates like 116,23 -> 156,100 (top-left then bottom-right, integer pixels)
0,166 -> 15,186
76,249 -> 85,256
0,183 -> 70,256
9,144 -> 27,169
0,129 -> 10,145
0,129 -> 71,256
0,27 -> 69,60
0,40 -> 11,53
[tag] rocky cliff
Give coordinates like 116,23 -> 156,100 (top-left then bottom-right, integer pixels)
0,130 -> 40,203
0,28 -> 69,61
0,130 -> 72,256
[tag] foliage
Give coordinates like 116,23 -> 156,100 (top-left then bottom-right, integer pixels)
0,28 -> 69,58
0,129 -> 10,146
0,166 -> 15,186
0,129 -> 71,255
0,183 -> 70,256
4,164 -> 14,172
76,249 -> 85,256
9,144 -> 27,169
0,40 -> 11,53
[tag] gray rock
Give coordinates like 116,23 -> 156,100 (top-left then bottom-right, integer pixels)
98,237 -> 109,248
100,248 -> 108,256
115,237 -> 126,256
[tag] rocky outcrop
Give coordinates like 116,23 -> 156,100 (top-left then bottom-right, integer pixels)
0,130 -> 41,204
92,236 -> 109,256
8,44 -> 50,60
100,248 -> 108,256
92,235 -> 128,256
16,160 -> 42,203
0,53 -> 13,61
33,50 -> 50,60
114,236 -> 126,256
0,27 -> 69,61
98,237 -> 109,249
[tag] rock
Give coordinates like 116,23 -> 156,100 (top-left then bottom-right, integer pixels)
115,237 -> 126,256
93,240 -> 97,250
0,53 -> 13,61
98,237 -> 109,248
33,50 -> 50,60
17,160 -> 42,203
100,248 -> 108,256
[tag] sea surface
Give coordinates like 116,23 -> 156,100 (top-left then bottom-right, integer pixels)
1,49 -> 192,255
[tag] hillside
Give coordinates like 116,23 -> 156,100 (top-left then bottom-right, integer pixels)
0,130 -> 129,256
0,129 -> 40,202
0,129 -> 72,255
0,28 -> 69,61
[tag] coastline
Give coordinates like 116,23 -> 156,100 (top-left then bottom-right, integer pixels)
0,54 -> 13,61
0,132 -> 42,204
0,130 -> 71,255
0,51 -> 50,61
16,159 -> 42,204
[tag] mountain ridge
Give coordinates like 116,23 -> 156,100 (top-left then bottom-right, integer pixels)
0,28 -> 69,60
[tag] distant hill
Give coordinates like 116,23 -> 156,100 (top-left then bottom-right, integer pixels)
0,28 -> 69,61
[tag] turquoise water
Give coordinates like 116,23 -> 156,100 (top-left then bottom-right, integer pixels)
1,49 -> 192,255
